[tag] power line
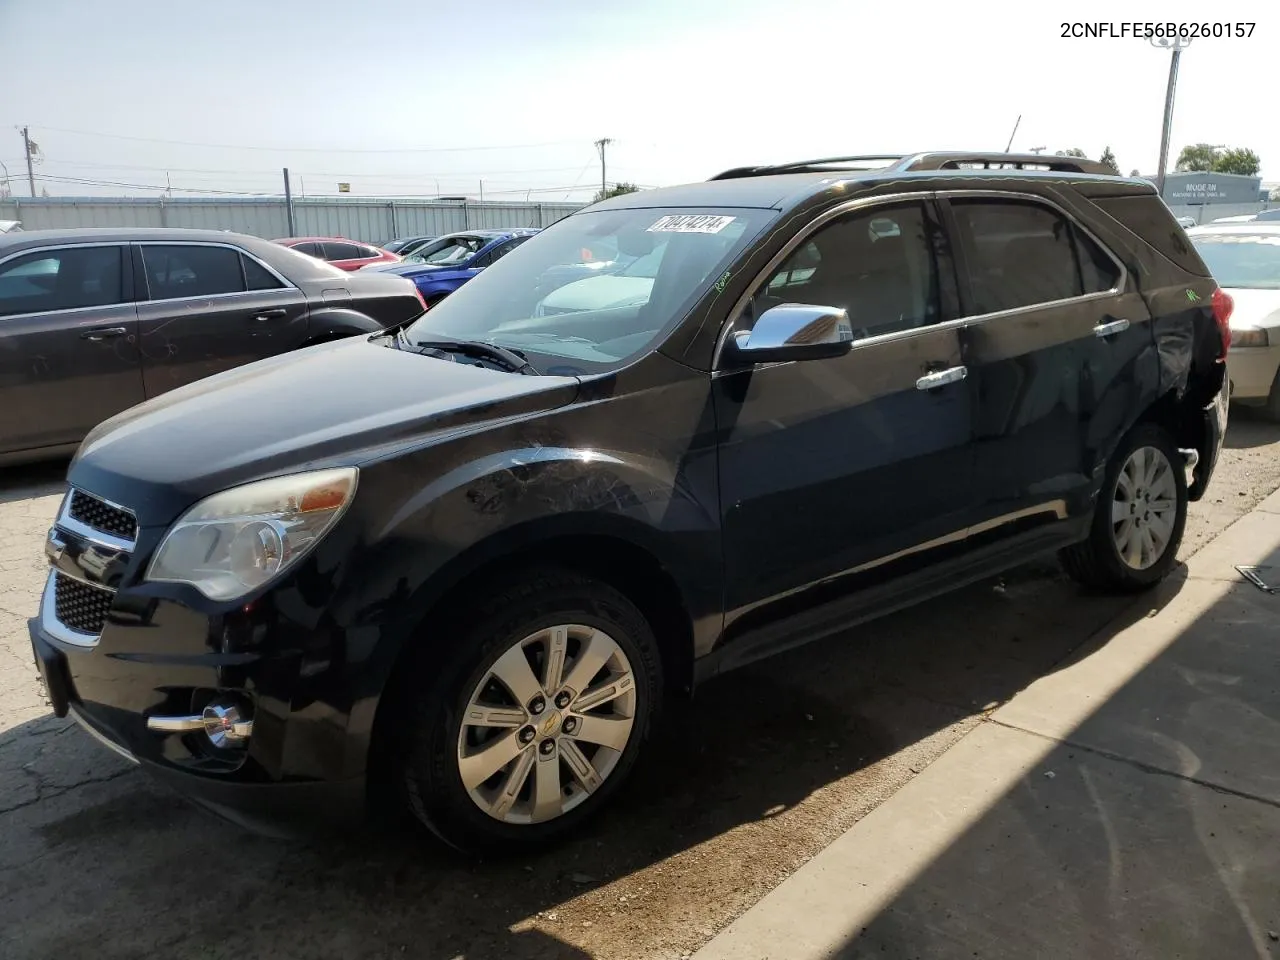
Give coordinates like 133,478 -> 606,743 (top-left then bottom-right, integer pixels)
26,124 -> 583,154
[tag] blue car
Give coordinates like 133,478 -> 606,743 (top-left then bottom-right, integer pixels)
360,228 -> 539,305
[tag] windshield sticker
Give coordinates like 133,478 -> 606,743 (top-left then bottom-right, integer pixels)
647,214 -> 737,234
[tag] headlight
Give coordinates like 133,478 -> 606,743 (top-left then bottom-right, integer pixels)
146,467 -> 357,601
1230,327 -> 1269,348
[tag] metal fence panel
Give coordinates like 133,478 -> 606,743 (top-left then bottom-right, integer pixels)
0,197 -> 585,243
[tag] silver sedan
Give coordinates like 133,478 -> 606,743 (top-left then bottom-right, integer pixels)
1188,224 -> 1280,419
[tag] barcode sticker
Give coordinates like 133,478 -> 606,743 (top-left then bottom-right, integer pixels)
646,215 -> 737,234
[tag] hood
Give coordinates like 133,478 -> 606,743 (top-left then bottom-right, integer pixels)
1221,287 -> 1280,329
70,337 -> 579,526
365,261 -> 461,278
538,275 -> 654,313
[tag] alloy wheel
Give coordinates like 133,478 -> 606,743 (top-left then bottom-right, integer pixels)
1111,445 -> 1178,571
456,624 -> 637,824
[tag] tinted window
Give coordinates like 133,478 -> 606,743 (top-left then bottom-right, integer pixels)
1073,224 -> 1122,293
951,200 -> 1083,314
242,254 -> 284,290
358,245 -> 383,259
0,246 -> 125,317
323,242 -> 362,261
292,241 -> 322,257
752,202 -> 941,340
1092,194 -> 1211,277
141,245 -> 245,299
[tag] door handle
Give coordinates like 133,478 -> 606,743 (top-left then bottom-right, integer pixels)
1094,319 -> 1130,338
251,308 -> 288,321
79,326 -> 127,341
916,365 -> 968,391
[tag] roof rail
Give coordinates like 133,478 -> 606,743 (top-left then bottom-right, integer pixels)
708,155 -> 908,180
898,152 -> 1113,175
708,151 -> 1115,181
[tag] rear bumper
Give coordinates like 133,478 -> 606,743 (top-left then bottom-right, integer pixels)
1188,374 -> 1229,502
1226,344 -> 1280,401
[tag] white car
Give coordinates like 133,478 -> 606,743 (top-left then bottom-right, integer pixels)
1187,223 -> 1280,418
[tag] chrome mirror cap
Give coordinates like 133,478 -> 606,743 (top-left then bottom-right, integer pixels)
729,303 -> 854,365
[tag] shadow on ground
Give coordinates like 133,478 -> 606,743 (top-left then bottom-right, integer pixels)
1,546 -> 1181,960
1224,408 -> 1280,449
834,549 -> 1280,959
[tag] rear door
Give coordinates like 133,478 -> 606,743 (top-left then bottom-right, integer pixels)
715,197 -> 976,642
135,242 -> 309,396
941,193 -> 1149,538
0,243 -> 143,455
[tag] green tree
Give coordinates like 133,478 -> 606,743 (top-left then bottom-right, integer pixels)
1175,143 -> 1221,172
1212,148 -> 1260,177
1055,148 -> 1088,158
1099,146 -> 1119,174
592,182 -> 640,203
1129,168 -> 1142,177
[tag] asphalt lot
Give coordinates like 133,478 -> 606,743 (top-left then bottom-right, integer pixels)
3,412 -> 1280,960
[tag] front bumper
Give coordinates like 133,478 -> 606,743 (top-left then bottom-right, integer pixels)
30,619 -> 366,836
1225,344 -> 1280,402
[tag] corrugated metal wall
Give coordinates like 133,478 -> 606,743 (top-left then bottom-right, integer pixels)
0,197 -> 586,243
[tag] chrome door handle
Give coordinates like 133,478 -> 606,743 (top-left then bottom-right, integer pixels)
1094,319 -> 1130,338
916,365 -> 968,390
80,326 -> 127,341
251,308 -> 288,322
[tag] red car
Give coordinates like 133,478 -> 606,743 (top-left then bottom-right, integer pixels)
272,236 -> 401,272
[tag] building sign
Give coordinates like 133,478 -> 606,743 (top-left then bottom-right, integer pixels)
1163,173 -> 1261,205
337,182 -> 351,193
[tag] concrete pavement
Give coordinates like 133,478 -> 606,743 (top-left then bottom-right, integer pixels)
695,489 -> 1280,960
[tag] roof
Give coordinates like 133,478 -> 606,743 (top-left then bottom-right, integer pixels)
1188,223 -> 1280,235
0,226 -> 258,247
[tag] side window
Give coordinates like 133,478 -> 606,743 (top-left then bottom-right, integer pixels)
241,254 -> 284,291
950,200 -> 1084,315
357,245 -> 381,259
1073,225 -> 1122,294
0,246 -> 125,317
141,245 -> 245,299
754,202 -> 941,340
293,241 -> 321,257
323,242 -> 362,261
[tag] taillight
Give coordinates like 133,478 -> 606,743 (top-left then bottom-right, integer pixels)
1211,287 -> 1233,354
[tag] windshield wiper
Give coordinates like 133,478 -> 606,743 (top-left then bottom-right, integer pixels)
405,336 -> 539,375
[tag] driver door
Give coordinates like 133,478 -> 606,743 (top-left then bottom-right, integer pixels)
713,198 -> 977,640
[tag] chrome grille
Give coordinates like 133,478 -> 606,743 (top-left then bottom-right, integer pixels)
68,490 -> 138,542
53,573 -> 115,635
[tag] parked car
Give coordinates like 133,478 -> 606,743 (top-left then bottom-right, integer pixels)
1210,214 -> 1258,224
381,235 -> 439,256
0,227 -> 426,464
272,236 -> 402,271
1175,216 -> 1197,229
360,228 -> 539,306
30,152 -> 1230,854
1188,223 -> 1280,418
0,219 -> 22,233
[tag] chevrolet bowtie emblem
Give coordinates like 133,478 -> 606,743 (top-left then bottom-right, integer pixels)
45,529 -> 65,565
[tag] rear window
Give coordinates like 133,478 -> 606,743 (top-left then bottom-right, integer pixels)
1091,195 -> 1211,277
1190,233 -> 1280,290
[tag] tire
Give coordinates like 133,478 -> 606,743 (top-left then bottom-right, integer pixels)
398,568 -> 661,854
1059,423 -> 1188,593
1263,369 -> 1280,423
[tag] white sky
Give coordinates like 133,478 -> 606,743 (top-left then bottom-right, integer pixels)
0,0 -> 1273,201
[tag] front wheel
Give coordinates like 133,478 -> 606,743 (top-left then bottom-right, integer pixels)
399,570 -> 661,854
1059,424 -> 1188,592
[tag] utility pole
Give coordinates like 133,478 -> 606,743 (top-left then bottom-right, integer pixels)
479,179 -> 484,203
282,167 -> 296,238
1029,146 -> 1046,155
1151,34 -> 1191,198
594,138 -> 613,196
1004,115 -> 1021,153
21,126 -> 36,197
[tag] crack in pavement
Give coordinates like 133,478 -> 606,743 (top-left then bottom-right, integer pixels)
0,767 -> 136,817
986,717 -> 1280,812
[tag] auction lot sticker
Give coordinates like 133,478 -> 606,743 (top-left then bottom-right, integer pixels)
647,214 -> 737,234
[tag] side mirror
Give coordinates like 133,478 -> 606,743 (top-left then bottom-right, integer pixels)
726,303 -> 854,365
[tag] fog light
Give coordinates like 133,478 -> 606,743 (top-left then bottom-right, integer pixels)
146,698 -> 254,746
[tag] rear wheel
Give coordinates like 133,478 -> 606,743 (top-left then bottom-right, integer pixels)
398,570 -> 661,854
1059,424 -> 1187,592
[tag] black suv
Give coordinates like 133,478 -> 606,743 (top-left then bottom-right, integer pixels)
0,228 -> 425,465
28,153 -> 1231,852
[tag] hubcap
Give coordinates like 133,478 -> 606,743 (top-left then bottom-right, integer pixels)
1111,445 -> 1177,571
457,624 -> 637,825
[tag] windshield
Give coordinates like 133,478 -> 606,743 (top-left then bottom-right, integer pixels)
1192,233 -> 1280,289
403,207 -> 774,374
405,235 -> 487,265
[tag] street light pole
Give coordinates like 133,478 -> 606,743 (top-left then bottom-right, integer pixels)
1151,34 -> 1191,198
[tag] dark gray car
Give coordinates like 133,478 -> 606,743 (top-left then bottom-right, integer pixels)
0,227 -> 425,465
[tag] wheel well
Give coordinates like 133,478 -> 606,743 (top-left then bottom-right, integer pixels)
364,533 -> 696,804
